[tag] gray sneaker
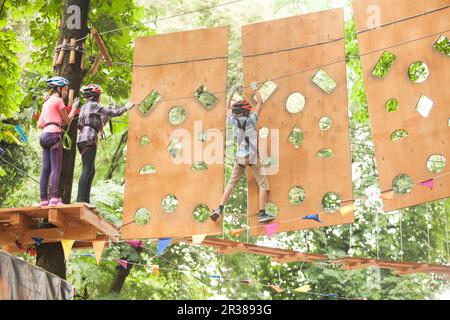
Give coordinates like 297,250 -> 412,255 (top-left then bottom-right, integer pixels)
210,208 -> 223,222
258,212 -> 276,223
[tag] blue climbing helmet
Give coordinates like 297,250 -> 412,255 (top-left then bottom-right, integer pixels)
46,76 -> 70,89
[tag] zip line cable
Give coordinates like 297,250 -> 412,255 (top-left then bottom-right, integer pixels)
111,28 -> 450,106
75,0 -> 246,43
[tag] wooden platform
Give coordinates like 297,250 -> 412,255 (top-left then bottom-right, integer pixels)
0,203 -> 119,249
181,237 -> 450,277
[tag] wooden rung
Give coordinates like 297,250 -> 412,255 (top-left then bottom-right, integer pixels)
89,53 -> 102,75
56,39 -> 68,65
52,45 -> 59,67
91,28 -> 112,67
80,43 -> 86,70
69,38 -> 76,64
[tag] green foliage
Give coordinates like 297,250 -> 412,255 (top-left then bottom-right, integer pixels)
434,35 -> 450,56
372,51 -> 397,79
2,0 -> 450,301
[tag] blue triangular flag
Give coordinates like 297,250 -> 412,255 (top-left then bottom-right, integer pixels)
302,214 -> 322,223
15,125 -> 28,143
208,275 -> 221,281
157,238 -> 173,256
32,237 -> 43,246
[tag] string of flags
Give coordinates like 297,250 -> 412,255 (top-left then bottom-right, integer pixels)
70,252 -> 356,300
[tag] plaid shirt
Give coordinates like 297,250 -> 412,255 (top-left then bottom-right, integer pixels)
77,101 -> 128,144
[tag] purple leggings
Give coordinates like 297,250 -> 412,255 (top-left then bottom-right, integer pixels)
39,132 -> 62,200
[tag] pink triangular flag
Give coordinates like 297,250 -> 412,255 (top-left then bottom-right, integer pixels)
419,179 -> 434,189
125,240 -> 144,249
264,223 -> 280,237
118,259 -> 128,269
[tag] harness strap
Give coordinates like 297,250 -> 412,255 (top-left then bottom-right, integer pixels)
44,122 -> 61,128
80,124 -> 100,133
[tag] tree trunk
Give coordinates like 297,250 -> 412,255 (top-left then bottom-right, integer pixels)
110,264 -> 133,294
36,0 -> 90,280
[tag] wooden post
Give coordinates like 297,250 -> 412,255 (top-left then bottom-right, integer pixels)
52,44 -> 60,67
69,38 -> 76,64
55,38 -> 68,65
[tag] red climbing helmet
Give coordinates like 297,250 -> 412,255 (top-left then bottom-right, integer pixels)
81,84 -> 103,97
232,100 -> 253,115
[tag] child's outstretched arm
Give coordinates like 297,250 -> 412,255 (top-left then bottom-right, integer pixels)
227,84 -> 242,116
97,102 -> 136,118
253,89 -> 263,116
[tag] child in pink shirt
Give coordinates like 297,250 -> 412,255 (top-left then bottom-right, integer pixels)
37,77 -> 79,206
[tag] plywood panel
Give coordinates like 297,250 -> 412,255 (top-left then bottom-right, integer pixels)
122,27 -> 228,239
352,0 -> 450,211
242,9 -> 354,236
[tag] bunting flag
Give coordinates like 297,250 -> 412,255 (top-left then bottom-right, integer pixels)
340,203 -> 355,216
380,190 -> 395,200
14,125 -> 28,143
419,179 -> 434,190
31,237 -> 43,246
61,240 -> 75,260
269,285 -> 284,293
34,112 -> 40,121
263,223 -> 280,237
157,238 -> 173,256
125,240 -> 144,249
192,234 -> 207,244
229,228 -> 245,236
27,247 -> 36,257
92,241 -> 106,265
208,275 -> 222,281
5,131 -> 22,145
118,259 -> 128,269
294,284 -> 311,293
151,265 -> 160,274
302,214 -> 322,223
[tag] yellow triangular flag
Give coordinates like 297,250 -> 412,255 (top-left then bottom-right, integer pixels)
340,203 -> 355,215
5,131 -> 22,145
269,285 -> 284,293
92,241 -> 106,265
294,284 -> 311,293
380,191 -> 395,200
61,240 -> 75,260
192,234 -> 207,244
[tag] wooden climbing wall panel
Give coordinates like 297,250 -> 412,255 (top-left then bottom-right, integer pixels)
352,0 -> 450,211
122,27 -> 229,239
242,9 -> 354,236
